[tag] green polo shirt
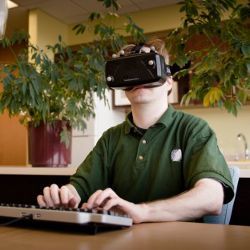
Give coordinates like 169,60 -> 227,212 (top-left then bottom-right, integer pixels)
70,105 -> 234,204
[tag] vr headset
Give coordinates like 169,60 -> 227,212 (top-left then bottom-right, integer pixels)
105,46 -> 171,90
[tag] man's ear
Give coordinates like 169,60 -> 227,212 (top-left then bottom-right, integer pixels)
166,77 -> 173,95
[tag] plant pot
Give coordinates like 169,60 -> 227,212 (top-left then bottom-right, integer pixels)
28,121 -> 72,167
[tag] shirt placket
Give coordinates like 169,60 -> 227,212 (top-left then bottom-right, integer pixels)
134,127 -> 156,170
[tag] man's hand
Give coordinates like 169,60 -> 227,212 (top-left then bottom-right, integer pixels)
82,188 -> 146,224
82,178 -> 224,224
37,184 -> 81,208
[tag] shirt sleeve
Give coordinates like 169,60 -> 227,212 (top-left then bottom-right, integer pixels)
69,131 -> 110,202
183,119 -> 234,204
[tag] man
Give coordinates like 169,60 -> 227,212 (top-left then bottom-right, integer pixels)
37,39 -> 234,224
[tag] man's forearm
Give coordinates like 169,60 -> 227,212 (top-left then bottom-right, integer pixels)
138,178 -> 224,223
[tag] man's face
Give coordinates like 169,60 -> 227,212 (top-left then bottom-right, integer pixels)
124,80 -> 171,105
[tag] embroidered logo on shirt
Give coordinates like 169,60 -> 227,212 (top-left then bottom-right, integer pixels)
171,149 -> 182,162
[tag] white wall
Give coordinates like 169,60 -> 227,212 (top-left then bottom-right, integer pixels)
69,90 -> 125,167
182,105 -> 250,161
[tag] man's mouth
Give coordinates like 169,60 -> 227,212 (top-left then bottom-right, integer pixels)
124,84 -> 162,92
124,86 -> 145,91
124,86 -> 142,91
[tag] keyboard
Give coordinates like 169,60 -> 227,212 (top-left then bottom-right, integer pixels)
0,204 -> 133,229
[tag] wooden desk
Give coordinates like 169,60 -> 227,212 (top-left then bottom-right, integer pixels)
0,222 -> 249,250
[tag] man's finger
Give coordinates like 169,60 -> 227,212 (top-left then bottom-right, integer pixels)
95,188 -> 117,206
37,195 -> 46,207
86,190 -> 103,209
103,197 -> 120,211
43,186 -> 54,207
50,184 -> 60,206
68,197 -> 78,208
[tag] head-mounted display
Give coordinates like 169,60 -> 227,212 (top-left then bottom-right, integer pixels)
105,49 -> 171,90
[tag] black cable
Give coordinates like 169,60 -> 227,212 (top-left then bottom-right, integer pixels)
0,214 -> 33,226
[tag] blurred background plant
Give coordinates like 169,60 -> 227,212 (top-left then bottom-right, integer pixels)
166,0 -> 250,115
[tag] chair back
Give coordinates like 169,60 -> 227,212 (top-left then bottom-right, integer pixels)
203,166 -> 240,224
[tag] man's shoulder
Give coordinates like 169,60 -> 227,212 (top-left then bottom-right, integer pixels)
173,109 -> 208,126
94,121 -> 127,150
172,109 -> 212,137
101,120 -> 127,138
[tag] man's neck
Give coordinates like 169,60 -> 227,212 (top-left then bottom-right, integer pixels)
131,102 -> 168,129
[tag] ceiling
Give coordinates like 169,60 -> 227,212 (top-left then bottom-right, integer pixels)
6,0 -> 180,35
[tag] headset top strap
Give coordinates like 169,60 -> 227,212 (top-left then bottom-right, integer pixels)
131,43 -> 145,54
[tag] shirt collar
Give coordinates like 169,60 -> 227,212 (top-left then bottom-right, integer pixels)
124,113 -> 134,134
155,104 -> 175,128
124,105 -> 176,134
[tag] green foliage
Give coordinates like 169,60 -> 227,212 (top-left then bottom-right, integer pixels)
72,4 -> 145,52
0,33 -> 106,134
166,0 -> 250,115
98,0 -> 120,10
0,0 -> 145,144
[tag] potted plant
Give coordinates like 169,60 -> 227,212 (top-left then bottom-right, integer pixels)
0,33 -> 108,167
0,2 -> 144,167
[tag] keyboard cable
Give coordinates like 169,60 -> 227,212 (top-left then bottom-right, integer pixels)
0,214 -> 33,227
